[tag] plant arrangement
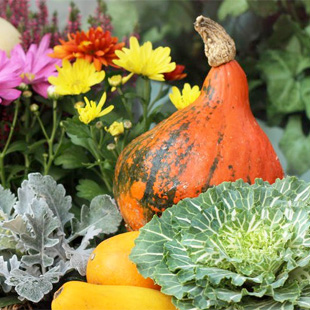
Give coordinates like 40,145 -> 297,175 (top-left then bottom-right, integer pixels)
0,0 -> 309,309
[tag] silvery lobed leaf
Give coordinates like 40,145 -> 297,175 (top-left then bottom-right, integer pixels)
20,198 -> 59,268
0,185 -> 16,217
0,255 -> 20,293
2,215 -> 27,235
16,173 -> 73,230
71,195 -> 122,238
15,181 -> 35,215
64,226 -> 101,276
5,266 -> 62,303
0,233 -> 18,251
2,215 -> 28,252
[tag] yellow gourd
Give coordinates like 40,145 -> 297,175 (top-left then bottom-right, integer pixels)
86,231 -> 160,290
51,281 -> 177,310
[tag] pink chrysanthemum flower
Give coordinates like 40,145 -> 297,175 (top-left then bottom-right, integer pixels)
10,33 -> 61,98
0,50 -> 22,106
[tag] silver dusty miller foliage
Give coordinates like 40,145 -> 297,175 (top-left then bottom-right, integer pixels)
0,173 -> 122,302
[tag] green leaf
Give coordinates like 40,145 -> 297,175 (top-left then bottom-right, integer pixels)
244,299 -> 294,310
54,145 -> 89,169
279,116 -> 310,175
5,141 -> 27,155
76,179 -> 107,201
107,1 -> 138,38
258,50 -> 310,123
218,0 -> 249,20
130,213 -> 174,278
301,0 -> 310,14
0,295 -> 22,307
6,165 -> 25,183
267,15 -> 296,48
301,77 -> 310,119
273,281 -> 301,303
63,117 -> 91,139
63,117 -> 92,149
71,195 -> 122,238
248,0 -> 278,17
143,25 -> 171,43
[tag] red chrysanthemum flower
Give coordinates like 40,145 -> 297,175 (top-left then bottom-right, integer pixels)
49,27 -> 125,71
164,64 -> 187,81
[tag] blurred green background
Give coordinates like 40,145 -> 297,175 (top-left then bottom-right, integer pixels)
29,0 -> 310,180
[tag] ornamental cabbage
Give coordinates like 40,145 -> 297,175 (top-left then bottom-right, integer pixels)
130,177 -> 310,310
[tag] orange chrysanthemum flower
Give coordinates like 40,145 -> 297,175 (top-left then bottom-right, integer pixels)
164,64 -> 187,81
49,27 -> 125,71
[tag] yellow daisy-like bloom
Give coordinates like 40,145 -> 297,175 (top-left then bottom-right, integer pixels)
169,83 -> 201,110
105,121 -> 124,136
48,58 -> 106,95
113,37 -> 176,81
76,92 -> 114,124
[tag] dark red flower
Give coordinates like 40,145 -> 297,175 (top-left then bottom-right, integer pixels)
164,64 -> 187,81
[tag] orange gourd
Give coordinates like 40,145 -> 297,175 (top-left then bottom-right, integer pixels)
113,16 -> 284,231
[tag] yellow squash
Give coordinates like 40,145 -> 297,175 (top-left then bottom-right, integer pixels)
51,281 -> 177,310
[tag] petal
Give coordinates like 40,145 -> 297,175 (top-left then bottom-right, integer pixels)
98,105 -> 114,117
32,82 -> 49,98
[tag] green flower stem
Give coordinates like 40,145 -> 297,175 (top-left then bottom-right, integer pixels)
98,128 -> 104,148
117,88 -> 132,121
53,126 -> 65,158
119,130 -> 129,154
23,98 -> 31,177
35,113 -> 49,141
142,78 -> 151,131
0,100 -> 20,187
90,126 -> 112,192
43,99 -> 61,175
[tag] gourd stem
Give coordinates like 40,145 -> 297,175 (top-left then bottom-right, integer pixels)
194,15 -> 236,67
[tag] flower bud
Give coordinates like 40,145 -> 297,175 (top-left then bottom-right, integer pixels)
18,82 -> 29,91
74,101 -> 85,109
30,103 -> 39,112
95,121 -> 103,129
47,85 -> 61,100
107,143 -> 116,151
123,120 -> 132,129
108,75 -> 122,87
22,90 -> 32,98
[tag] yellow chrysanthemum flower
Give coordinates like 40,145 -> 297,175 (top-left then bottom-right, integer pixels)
113,37 -> 176,81
105,121 -> 124,136
76,92 -> 114,124
48,58 -> 106,95
169,83 -> 201,110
